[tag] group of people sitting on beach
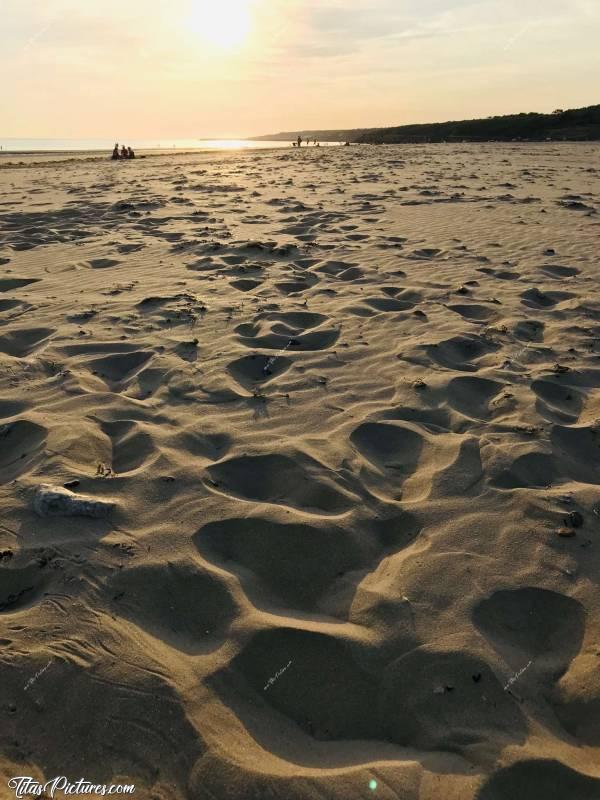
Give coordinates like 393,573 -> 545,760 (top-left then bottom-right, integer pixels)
111,143 -> 135,160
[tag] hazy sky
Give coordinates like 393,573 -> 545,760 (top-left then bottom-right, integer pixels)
2,0 -> 599,138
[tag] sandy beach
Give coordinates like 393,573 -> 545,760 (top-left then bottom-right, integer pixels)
1,142 -> 599,799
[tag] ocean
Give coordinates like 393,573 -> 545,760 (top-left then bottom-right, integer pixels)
0,138 -> 330,154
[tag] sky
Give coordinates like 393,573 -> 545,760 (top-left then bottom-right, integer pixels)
2,0 -> 599,138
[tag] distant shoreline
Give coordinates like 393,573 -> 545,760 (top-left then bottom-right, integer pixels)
0,139 -> 291,157
0,143 -> 291,169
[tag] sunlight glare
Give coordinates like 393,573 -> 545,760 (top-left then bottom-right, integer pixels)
188,0 -> 253,51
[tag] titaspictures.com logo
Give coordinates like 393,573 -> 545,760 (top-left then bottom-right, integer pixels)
7,776 -> 135,798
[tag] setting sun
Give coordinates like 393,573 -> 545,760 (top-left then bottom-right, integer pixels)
188,0 -> 253,50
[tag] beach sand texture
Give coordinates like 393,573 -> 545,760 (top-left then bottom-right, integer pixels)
0,143 -> 599,799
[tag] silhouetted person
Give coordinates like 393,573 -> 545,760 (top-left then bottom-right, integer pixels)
297,135 -> 302,148
112,143 -> 120,160
120,144 -> 128,159
127,147 -> 135,159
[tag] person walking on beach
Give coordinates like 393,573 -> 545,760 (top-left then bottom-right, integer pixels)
297,135 -> 302,148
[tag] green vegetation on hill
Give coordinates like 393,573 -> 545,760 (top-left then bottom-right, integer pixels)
251,129 -> 370,142
254,105 -> 600,144
356,105 -> 600,143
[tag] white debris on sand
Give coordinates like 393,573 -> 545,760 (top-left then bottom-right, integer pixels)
33,484 -> 114,519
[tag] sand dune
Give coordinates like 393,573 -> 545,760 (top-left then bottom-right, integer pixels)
1,143 -> 599,799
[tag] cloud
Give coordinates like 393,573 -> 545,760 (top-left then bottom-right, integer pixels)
1,0 -> 598,136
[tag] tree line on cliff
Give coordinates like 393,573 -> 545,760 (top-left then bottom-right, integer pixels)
355,105 -> 600,143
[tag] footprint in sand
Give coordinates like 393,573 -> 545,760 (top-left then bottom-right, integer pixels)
136,294 -> 205,328
172,428 -> 231,461
194,513 -> 415,614
477,267 -> 521,281
313,260 -> 365,282
538,264 -> 580,279
99,420 -> 158,475
274,272 -> 319,295
0,399 -> 29,418
204,452 -> 357,515
552,649 -> 600,745
447,376 -> 506,420
235,311 -> 339,352
0,277 -> 40,293
361,295 -> 420,313
107,561 -> 237,654
85,258 -> 123,269
447,303 -> 499,323
382,645 -> 526,753
408,247 -> 446,260
223,627 -> 381,742
0,298 -> 28,315
492,448 -> 558,490
116,243 -> 144,254
424,334 -> 499,372
476,759 -> 600,800
351,422 -> 423,479
0,327 -> 55,358
84,350 -> 154,389
520,287 -> 575,309
473,587 -> 585,681
226,353 -> 292,391
0,419 -> 47,484
550,424 -> 600,484
0,563 -> 50,614
513,319 -> 545,342
531,379 -> 584,424
230,278 -> 263,292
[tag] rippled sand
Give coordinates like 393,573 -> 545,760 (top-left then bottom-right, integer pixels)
1,143 -> 599,799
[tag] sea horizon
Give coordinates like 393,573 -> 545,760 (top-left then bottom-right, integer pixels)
0,137 -> 343,154
0,137 -> 284,154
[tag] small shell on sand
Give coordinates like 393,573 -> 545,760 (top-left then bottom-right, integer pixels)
33,484 -> 114,519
